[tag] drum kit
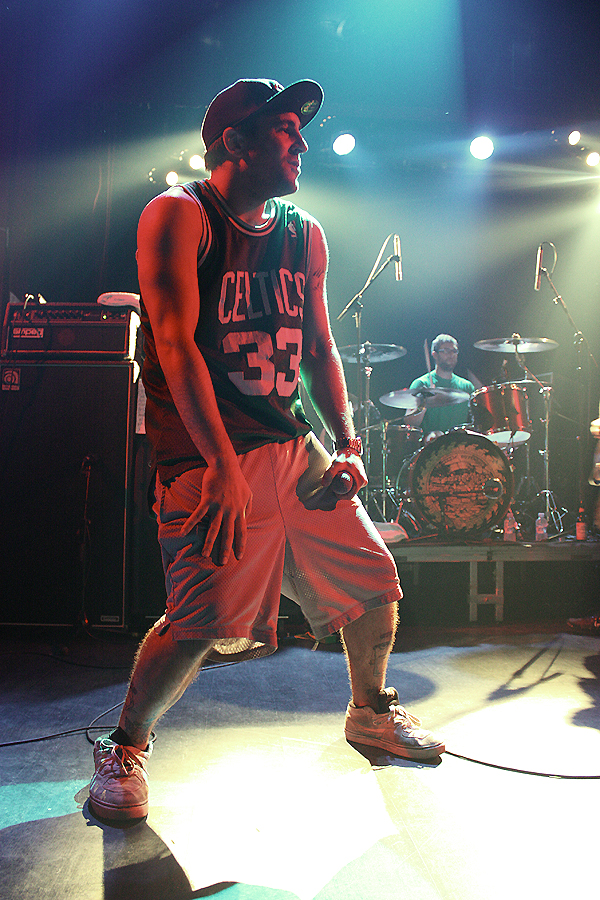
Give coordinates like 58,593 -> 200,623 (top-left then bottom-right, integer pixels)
339,334 -> 558,537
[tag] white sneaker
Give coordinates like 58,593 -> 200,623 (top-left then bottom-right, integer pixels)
345,688 -> 445,760
89,735 -> 152,820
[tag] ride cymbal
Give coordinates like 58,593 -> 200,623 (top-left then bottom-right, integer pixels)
474,336 -> 559,353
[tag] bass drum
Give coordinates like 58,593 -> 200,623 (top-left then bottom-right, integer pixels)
404,430 -> 513,534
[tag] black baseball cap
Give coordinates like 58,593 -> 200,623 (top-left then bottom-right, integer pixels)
201,78 -> 324,151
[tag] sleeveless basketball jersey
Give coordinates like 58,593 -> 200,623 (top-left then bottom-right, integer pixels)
141,180 -> 314,481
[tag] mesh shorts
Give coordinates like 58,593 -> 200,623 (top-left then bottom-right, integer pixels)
154,432 -> 401,658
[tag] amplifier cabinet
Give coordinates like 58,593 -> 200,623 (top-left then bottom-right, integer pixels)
1,303 -> 140,360
0,361 -> 139,627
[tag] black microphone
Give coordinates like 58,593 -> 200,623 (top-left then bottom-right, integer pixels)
393,234 -> 403,281
534,244 -> 544,291
331,471 -> 355,495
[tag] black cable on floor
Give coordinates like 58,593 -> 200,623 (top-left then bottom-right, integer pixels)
1,721 -> 599,780
446,750 -> 600,779
0,658 -> 242,749
0,725 -> 117,749
2,648 -> 598,778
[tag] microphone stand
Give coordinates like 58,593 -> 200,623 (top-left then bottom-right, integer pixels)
336,237 -> 400,516
539,265 -> 598,521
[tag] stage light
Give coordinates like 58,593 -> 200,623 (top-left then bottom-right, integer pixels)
332,133 -> 356,156
568,131 -> 581,146
189,154 -> 205,170
165,171 -> 179,185
469,136 -> 494,160
585,152 -> 600,167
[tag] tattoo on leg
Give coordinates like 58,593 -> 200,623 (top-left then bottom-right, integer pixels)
120,684 -> 156,746
368,630 -> 393,678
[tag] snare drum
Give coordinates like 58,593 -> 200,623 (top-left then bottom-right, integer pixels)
404,430 -> 513,533
469,383 -> 531,447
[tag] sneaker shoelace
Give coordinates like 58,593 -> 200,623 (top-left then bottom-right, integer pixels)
388,703 -> 422,730
98,745 -> 140,778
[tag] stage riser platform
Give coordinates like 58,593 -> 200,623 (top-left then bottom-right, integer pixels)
391,540 -> 600,625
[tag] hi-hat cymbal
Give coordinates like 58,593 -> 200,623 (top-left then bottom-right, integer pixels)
338,342 -> 407,363
379,386 -> 471,410
474,336 -> 559,353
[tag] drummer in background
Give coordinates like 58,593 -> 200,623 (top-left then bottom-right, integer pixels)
403,334 -> 474,443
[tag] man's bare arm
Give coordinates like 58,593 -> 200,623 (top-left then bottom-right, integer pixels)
137,189 -> 252,564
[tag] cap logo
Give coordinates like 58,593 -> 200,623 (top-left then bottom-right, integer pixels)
300,99 -> 319,116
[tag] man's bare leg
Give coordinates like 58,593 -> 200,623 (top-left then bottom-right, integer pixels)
117,624 -> 214,749
340,602 -> 399,710
341,600 -> 445,758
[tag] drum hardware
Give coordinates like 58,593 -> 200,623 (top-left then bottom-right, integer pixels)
510,381 -> 552,507
475,333 -> 559,524
358,419 -> 421,521
380,419 -> 392,520
511,351 -> 553,523
337,342 -> 407,514
348,394 -> 381,423
537,259 -> 599,529
336,235 -> 409,512
483,478 -> 505,500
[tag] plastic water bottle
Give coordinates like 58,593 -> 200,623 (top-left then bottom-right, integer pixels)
576,504 -> 587,541
535,512 -> 548,541
503,508 -> 517,541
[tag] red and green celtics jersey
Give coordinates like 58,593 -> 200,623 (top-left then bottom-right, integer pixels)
141,180 -> 315,480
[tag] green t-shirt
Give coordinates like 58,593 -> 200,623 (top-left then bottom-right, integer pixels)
408,372 -> 475,434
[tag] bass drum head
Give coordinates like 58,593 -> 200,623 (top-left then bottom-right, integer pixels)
407,430 -> 513,534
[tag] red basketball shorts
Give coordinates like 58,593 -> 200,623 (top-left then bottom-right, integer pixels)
154,433 -> 401,658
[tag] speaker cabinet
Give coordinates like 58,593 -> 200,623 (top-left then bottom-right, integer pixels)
0,360 -> 140,627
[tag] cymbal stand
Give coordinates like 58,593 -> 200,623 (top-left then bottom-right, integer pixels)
336,236 -> 400,513
515,440 -> 537,502
538,260 -> 598,517
380,419 -> 391,520
514,347 -> 552,519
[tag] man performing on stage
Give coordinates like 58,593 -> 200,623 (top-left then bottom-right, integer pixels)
404,334 -> 474,441
89,78 -> 445,822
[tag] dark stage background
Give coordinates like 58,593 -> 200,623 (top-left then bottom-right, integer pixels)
1,0 -> 600,522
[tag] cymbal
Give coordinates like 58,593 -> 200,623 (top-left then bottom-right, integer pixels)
474,336 -> 559,353
379,386 -> 471,410
338,342 -> 407,364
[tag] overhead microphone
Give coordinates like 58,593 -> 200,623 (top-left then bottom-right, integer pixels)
393,234 -> 403,281
534,244 -> 544,291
